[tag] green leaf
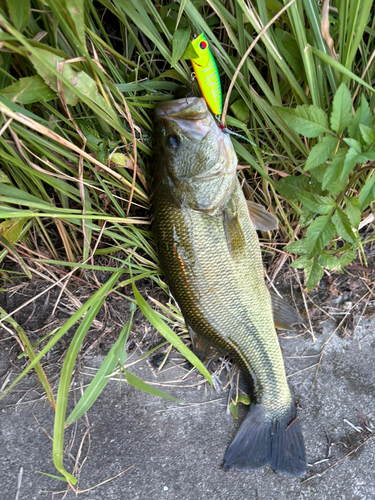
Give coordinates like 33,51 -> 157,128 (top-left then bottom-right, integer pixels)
113,329 -> 129,369
230,99 -> 249,123
0,94 -> 49,124
0,272 -> 121,403
359,124 -> 375,146
322,148 -> 347,191
275,105 -> 330,138
364,151 -> 375,160
229,394 -> 251,419
181,41 -> 199,60
0,217 -> 31,265
236,394 -> 251,405
290,255 -> 314,269
65,0 -> 86,48
29,49 -> 79,106
299,206 -> 315,228
6,0 -> 30,31
284,239 -> 308,255
0,75 -> 56,104
117,81 -> 181,92
297,192 -> 334,214
343,138 -> 362,153
305,136 -> 338,171
318,253 -> 340,270
0,32 -> 13,41
305,215 -> 336,258
229,401 -> 239,419
330,83 -> 352,134
276,175 -> 311,202
30,48 -> 116,117
358,173 -> 375,210
338,249 -> 356,268
0,170 -> 11,185
68,71 -> 116,118
0,217 -> 29,244
171,29 -> 191,67
274,28 -> 304,78
348,95 -> 372,139
132,282 -> 212,385
310,164 -> 328,183
305,259 -> 325,291
345,197 -> 361,229
232,140 -> 274,186
332,207 -> 356,244
339,147 -> 367,182
125,370 -> 178,401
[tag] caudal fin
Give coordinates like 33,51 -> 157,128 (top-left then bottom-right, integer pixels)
223,402 -> 306,477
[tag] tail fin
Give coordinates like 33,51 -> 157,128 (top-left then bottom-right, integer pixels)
223,402 -> 306,477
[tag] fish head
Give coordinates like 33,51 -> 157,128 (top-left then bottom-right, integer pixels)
154,98 -> 237,212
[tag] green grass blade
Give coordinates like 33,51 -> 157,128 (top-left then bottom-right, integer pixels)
65,305 -> 136,425
0,234 -> 32,278
311,46 -> 375,93
132,282 -> 212,386
302,0 -> 338,94
36,471 -> 67,482
0,272 -> 120,400
125,370 -> 179,401
53,271 -> 121,484
345,0 -> 373,73
0,307 -> 56,410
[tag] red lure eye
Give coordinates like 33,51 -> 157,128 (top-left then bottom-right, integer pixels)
199,41 -> 207,50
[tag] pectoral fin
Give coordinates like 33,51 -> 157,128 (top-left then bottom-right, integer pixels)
269,290 -> 304,330
247,201 -> 279,231
223,209 -> 246,254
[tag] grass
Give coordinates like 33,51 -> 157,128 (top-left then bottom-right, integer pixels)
0,0 -> 374,487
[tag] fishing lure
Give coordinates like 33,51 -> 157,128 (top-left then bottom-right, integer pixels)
190,33 -> 222,116
189,33 -> 258,148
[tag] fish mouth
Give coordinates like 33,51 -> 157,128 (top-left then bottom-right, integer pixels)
155,98 -> 214,141
155,97 -> 208,121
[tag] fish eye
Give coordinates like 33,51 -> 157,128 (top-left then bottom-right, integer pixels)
167,134 -> 180,148
200,41 -> 207,50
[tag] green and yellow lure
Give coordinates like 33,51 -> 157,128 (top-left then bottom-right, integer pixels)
190,33 -> 222,116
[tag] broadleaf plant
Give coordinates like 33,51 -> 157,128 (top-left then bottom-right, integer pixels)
278,83 -> 375,291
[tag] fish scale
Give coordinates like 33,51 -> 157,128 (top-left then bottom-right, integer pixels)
152,97 -> 306,476
155,178 -> 290,409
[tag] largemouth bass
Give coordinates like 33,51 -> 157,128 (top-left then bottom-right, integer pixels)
152,97 -> 306,477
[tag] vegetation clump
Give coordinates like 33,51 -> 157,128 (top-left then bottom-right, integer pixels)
0,0 -> 374,485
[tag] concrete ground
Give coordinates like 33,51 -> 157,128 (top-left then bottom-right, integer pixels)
1,311 -> 374,500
